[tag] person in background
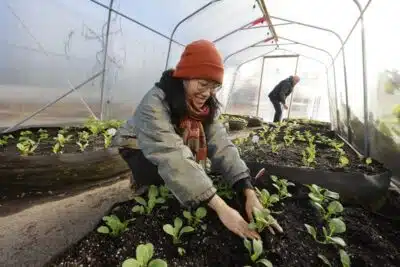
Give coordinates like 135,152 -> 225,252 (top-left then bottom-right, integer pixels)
268,75 -> 300,122
114,40 -> 282,239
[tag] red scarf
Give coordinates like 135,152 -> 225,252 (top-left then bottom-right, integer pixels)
179,101 -> 210,169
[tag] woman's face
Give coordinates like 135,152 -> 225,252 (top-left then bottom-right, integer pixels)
184,79 -> 221,110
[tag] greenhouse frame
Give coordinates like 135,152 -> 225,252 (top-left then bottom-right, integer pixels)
0,0 -> 399,266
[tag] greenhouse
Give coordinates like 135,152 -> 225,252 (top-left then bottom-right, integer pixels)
0,0 -> 399,266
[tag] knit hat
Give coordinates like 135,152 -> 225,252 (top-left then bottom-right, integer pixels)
173,40 -> 224,84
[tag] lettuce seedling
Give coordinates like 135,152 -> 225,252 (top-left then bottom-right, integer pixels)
52,131 -> 73,154
270,141 -> 282,154
215,179 -> 235,200
255,187 -> 279,210
84,116 -> 106,136
302,143 -> 317,167
122,243 -> 168,267
271,175 -> 294,200
0,134 -> 13,147
283,135 -> 295,146
305,217 -> 347,247
243,238 -> 273,267
163,217 -> 195,244
249,208 -> 282,234
339,249 -> 351,267
17,131 -> 39,155
37,129 -> 49,142
338,155 -> 349,168
365,157 -> 372,166
295,131 -> 306,141
304,130 -> 315,144
177,247 -> 186,257
318,254 -> 332,266
76,131 -> 90,152
103,128 -> 117,148
183,207 -> 207,228
97,215 -> 134,237
306,184 -> 340,205
132,185 -> 166,215
159,185 -> 173,199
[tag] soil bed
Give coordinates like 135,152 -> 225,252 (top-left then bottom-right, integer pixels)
46,176 -> 400,267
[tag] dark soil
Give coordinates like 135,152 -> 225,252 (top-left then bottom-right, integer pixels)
238,121 -> 386,175
46,176 -> 400,267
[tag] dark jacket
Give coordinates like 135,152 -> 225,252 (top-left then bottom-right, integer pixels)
268,76 -> 295,104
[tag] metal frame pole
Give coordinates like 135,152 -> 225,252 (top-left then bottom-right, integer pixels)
223,37 -> 275,63
99,0 -> 114,121
287,56 -> 300,119
164,1 -> 221,69
256,57 -> 266,116
2,70 -> 104,133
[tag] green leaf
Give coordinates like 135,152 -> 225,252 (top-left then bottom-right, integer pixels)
339,249 -> 351,267
148,185 -> 159,198
243,238 -> 252,253
324,190 -> 340,200
183,211 -> 192,220
309,192 -> 323,202
270,175 -> 278,182
304,224 -> 317,240
174,217 -> 183,230
248,222 -> 257,231
177,247 -> 186,256
180,226 -> 195,234
148,259 -> 168,267
132,206 -> 144,214
134,197 -> 147,206
136,243 -> 154,265
251,239 -> 263,262
318,254 -> 332,266
195,207 -> 207,218
257,259 -> 273,267
328,236 -> 346,247
163,224 -> 175,236
155,198 -> 166,204
97,226 -> 110,234
329,218 -> 346,234
270,194 -> 280,203
201,224 -> 207,231
327,201 -> 344,214
122,258 -> 141,267
312,201 -> 325,212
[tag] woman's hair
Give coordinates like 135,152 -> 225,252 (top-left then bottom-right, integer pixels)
156,69 -> 221,127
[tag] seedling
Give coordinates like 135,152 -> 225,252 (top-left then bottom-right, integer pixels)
183,207 -> 207,228
365,157 -> 372,165
163,217 -> 195,244
318,254 -> 332,266
132,185 -> 166,215
76,131 -> 90,152
53,132 -> 73,154
37,129 -> 49,141
305,217 -> 347,247
243,238 -> 273,267
283,135 -> 295,146
85,116 -> 106,136
302,143 -> 316,167
122,243 -> 168,267
304,130 -> 315,144
103,128 -> 117,148
159,185 -> 173,199
270,141 -> 282,154
338,155 -> 349,168
97,215 -> 134,237
271,175 -> 294,200
0,134 -> 14,147
215,179 -> 235,200
17,131 -> 39,155
248,208 -> 282,234
306,184 -> 340,205
339,249 -> 351,267
295,131 -> 306,141
177,247 -> 186,257
255,187 -> 279,210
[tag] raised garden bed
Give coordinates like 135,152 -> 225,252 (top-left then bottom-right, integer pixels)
0,117 -> 130,204
45,173 -> 400,267
234,120 -> 392,209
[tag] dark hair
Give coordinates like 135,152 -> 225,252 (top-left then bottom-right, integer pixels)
155,69 -> 221,128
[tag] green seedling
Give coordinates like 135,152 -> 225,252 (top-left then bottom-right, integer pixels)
255,187 -> 279,210
76,131 -> 90,152
304,130 -> 315,144
305,217 -> 347,247
338,155 -> 349,168
37,129 -> 49,141
97,215 -> 134,237
270,141 -> 282,154
52,132 -> 73,154
103,128 -> 117,148
0,134 -> 14,147
271,175 -> 294,200
248,208 -> 282,234
283,135 -> 295,146
295,131 -> 306,141
159,185 -> 173,199
122,243 -> 168,267
339,249 -> 351,267
243,238 -> 273,267
104,119 -> 125,130
84,116 -> 106,136
215,179 -> 235,200
365,157 -> 372,166
318,254 -> 332,266
183,207 -> 207,228
302,143 -> 317,167
163,217 -> 195,244
177,247 -> 186,257
17,131 -> 39,155
132,185 -> 166,215
306,184 -> 340,205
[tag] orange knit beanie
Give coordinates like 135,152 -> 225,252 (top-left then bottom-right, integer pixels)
173,40 -> 224,84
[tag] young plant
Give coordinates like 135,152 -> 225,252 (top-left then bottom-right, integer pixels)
302,143 -> 317,167
163,217 -> 195,244
306,184 -> 340,205
283,134 -> 295,146
76,131 -> 90,152
304,130 -> 315,144
215,179 -> 235,200
295,131 -> 306,141
52,132 -> 73,154
305,217 -> 347,247
338,155 -> 350,168
132,185 -> 166,215
103,128 -> 117,148
248,207 -> 282,234
17,131 -> 39,155
0,134 -> 14,147
97,215 -> 134,237
183,207 -> 207,228
37,129 -> 49,142
243,238 -> 273,267
271,175 -> 295,200
270,141 -> 282,154
177,247 -> 186,257
365,157 -> 372,166
84,116 -> 106,136
255,187 -> 280,210
159,185 -> 173,199
122,243 -> 168,267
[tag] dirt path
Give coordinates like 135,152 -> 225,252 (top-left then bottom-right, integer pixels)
0,178 -> 132,267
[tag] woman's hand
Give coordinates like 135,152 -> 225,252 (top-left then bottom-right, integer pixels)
208,194 -> 260,240
244,189 -> 283,235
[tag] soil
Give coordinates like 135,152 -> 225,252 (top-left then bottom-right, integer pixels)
46,176 -> 400,267
238,121 -> 386,175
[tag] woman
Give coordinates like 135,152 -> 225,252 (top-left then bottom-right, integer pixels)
115,40 -> 268,239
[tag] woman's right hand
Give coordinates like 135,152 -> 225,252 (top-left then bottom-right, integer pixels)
208,194 -> 260,240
